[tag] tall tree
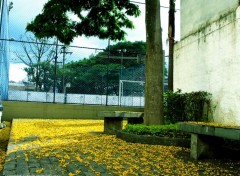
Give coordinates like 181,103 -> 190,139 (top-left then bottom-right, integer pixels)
26,0 -> 165,125
144,0 -> 164,125
15,34 -> 56,91
168,0 -> 175,91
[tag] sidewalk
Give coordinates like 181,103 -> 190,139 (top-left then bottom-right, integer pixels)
4,141 -> 108,176
3,119 -> 240,176
3,119 -> 111,176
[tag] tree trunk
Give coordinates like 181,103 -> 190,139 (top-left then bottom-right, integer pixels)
168,0 -> 175,91
144,0 -> 164,125
168,37 -> 174,91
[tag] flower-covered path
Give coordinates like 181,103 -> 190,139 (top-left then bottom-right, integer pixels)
3,119 -> 240,176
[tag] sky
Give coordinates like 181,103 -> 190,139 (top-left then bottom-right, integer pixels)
8,0 -> 180,82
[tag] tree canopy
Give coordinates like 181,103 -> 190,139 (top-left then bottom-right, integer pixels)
26,0 -> 141,45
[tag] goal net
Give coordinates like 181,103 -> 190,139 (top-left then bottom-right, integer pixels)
118,80 -> 145,106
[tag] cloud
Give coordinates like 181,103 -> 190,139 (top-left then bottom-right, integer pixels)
9,0 -> 46,39
7,0 -> 180,82
8,0 -> 180,82
9,63 -> 27,82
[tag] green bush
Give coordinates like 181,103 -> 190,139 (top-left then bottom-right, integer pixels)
164,89 -> 186,124
123,124 -> 189,138
164,89 -> 211,124
184,91 -> 211,122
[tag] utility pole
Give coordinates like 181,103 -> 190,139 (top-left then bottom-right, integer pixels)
60,46 -> 72,104
53,40 -> 58,103
106,39 -> 110,106
168,0 -> 175,91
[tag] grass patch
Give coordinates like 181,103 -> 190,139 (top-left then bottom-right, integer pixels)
123,124 -> 190,138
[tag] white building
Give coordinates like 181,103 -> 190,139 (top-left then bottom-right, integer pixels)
174,0 -> 240,125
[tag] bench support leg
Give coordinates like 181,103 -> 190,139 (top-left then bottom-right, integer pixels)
191,134 -> 223,160
104,117 -> 123,134
127,117 -> 143,124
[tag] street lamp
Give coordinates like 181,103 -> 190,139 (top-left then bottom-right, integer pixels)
60,46 -> 72,103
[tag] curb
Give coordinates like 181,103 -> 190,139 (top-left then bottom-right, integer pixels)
116,131 -> 190,148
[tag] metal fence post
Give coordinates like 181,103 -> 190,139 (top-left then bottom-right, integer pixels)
53,40 -> 58,103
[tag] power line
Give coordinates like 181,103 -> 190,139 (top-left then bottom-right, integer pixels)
130,1 -> 145,5
0,38 -> 106,51
130,1 -> 180,11
1,38 -> 146,55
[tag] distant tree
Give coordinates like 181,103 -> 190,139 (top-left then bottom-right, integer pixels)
65,61 -> 120,95
110,41 -> 146,55
15,34 -> 56,91
65,41 -> 146,95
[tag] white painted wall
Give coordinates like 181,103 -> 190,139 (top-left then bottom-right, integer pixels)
174,6 -> 240,125
7,90 -> 144,107
180,0 -> 239,39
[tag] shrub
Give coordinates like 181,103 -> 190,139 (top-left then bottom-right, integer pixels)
123,124 -> 189,138
164,89 -> 211,124
164,89 -> 186,124
184,91 -> 211,122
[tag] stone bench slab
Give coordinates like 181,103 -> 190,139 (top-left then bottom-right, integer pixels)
178,122 -> 240,159
99,111 -> 144,134
98,111 -> 144,118
178,122 -> 240,140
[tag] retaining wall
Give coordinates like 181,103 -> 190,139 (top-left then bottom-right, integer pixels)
2,101 -> 143,121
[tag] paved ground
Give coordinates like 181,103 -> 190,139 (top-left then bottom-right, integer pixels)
4,146 -> 110,176
4,149 -> 109,176
3,119 -> 240,176
3,120 -> 110,176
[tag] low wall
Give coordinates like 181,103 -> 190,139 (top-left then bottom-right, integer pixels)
2,101 -> 144,121
8,90 -> 144,107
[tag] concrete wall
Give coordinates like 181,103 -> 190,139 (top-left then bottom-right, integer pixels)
2,101 -> 143,121
181,0 -> 239,39
174,6 -> 240,125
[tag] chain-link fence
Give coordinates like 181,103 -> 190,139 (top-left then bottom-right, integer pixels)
8,39 -> 146,107
3,0 -> 180,108
0,0 -> 9,101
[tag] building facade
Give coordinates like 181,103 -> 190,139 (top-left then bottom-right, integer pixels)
174,0 -> 240,125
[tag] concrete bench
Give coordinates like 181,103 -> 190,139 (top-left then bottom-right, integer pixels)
178,122 -> 240,159
98,111 -> 144,134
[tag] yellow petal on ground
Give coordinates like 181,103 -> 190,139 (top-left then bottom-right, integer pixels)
2,119 -> 239,175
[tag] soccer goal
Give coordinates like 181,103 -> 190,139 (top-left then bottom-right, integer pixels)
118,80 -> 145,106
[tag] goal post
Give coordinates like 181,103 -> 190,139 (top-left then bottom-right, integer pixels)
118,80 -> 145,106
